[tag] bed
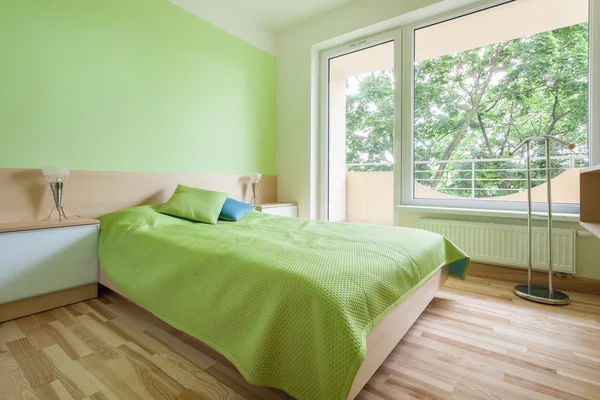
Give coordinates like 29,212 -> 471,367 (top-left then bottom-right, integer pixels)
98,205 -> 469,400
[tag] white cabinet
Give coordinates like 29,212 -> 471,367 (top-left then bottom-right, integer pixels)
257,203 -> 298,218
0,219 -> 99,322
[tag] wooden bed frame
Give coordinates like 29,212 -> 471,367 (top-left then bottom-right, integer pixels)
0,168 -> 277,222
3,166 -> 448,399
100,265 -> 449,399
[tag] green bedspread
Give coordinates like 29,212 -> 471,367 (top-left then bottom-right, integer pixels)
99,205 -> 469,400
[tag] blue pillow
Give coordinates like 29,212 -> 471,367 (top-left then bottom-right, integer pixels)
219,198 -> 255,221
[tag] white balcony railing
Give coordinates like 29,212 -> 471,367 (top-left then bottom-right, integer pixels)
346,154 -> 588,199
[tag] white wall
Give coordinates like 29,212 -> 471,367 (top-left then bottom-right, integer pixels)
275,0 -> 481,217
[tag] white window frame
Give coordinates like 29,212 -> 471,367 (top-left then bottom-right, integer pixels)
400,0 -> 595,215
318,0 -> 598,219
318,28 -> 403,221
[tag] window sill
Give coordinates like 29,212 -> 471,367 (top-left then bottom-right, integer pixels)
396,205 -> 580,223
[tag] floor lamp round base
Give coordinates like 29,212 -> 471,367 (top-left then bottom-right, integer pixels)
513,284 -> 570,305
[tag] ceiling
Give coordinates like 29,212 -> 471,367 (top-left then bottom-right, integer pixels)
223,0 -> 358,31
168,0 -> 359,54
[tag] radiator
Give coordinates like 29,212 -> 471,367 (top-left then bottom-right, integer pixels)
417,219 -> 576,274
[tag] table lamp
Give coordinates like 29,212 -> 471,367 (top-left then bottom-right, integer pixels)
42,166 -> 70,221
248,173 -> 262,205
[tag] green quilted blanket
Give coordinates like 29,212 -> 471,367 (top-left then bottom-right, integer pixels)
98,205 -> 469,400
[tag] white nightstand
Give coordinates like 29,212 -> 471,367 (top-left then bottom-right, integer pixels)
256,203 -> 298,218
0,218 -> 99,322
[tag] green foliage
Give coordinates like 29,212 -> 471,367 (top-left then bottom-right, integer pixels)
345,23 -> 589,197
345,70 -> 395,172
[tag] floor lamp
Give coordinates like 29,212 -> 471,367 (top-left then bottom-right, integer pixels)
508,136 -> 575,305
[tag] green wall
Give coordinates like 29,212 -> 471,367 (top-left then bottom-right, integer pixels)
0,0 -> 276,175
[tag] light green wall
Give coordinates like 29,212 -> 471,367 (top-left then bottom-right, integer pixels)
0,0 -> 276,175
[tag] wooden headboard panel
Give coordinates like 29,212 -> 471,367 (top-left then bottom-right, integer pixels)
0,168 -> 277,223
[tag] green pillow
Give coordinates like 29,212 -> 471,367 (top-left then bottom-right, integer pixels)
159,185 -> 227,224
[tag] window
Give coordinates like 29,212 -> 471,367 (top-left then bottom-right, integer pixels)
320,0 -> 596,221
327,41 -> 396,225
409,0 -> 590,212
320,31 -> 401,224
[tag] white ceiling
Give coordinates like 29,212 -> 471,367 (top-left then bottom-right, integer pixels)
224,0 -> 358,31
169,0 -> 359,54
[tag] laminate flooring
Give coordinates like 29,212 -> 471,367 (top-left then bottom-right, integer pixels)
1,275 -> 599,399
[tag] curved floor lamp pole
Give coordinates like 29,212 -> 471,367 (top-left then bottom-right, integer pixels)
508,135 -> 574,305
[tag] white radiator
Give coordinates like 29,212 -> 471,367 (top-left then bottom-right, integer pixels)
418,219 -> 576,274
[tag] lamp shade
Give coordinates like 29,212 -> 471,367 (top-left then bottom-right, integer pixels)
42,166 -> 70,183
248,173 -> 262,183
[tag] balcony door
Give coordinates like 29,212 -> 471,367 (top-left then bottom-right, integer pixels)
322,33 -> 400,224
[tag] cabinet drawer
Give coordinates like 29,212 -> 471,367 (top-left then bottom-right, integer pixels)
0,224 -> 99,304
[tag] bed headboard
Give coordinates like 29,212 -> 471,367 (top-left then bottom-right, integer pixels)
0,168 -> 277,222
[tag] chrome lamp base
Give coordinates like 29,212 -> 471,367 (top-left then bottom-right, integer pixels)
45,181 -> 68,221
45,206 -> 68,222
251,182 -> 259,205
513,284 -> 570,305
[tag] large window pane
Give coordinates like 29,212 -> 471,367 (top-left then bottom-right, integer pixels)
413,0 -> 589,205
328,41 -> 395,225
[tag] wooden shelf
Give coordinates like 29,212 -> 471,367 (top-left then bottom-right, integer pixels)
580,222 -> 600,239
0,218 -> 99,234
580,165 -> 600,239
581,164 -> 600,174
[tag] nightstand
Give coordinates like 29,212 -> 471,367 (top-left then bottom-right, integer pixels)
256,203 -> 298,218
0,218 -> 99,322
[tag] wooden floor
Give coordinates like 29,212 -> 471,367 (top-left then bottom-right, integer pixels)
1,276 -> 600,400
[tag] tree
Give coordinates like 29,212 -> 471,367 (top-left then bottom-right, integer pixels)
345,23 -> 589,197
345,70 -> 395,172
